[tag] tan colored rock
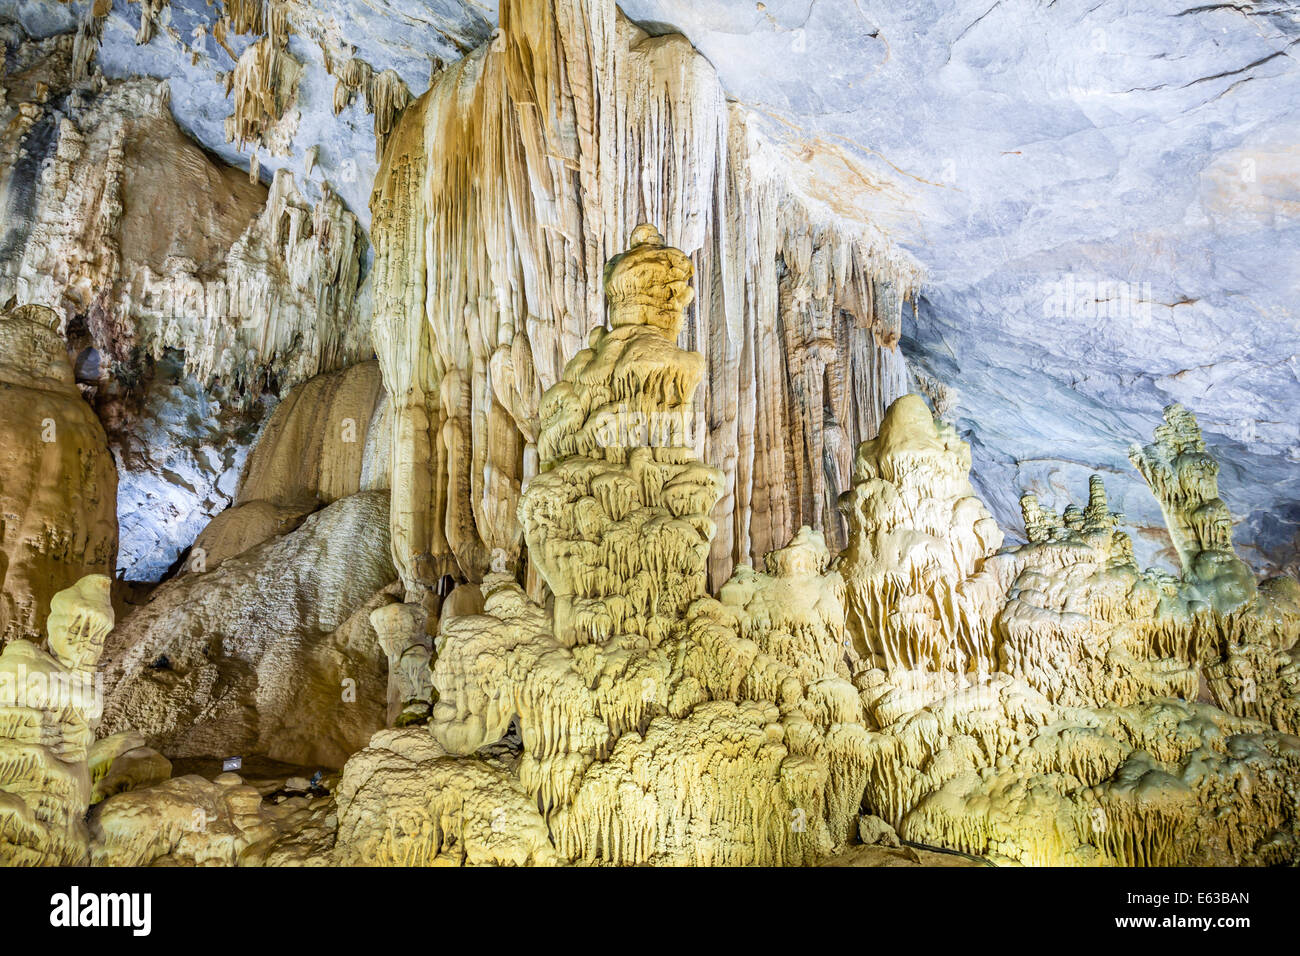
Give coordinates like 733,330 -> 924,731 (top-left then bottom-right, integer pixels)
836,397 -> 1300,866
100,492 -> 396,768
333,729 -> 556,866
191,360 -> 390,569
836,392 -> 1003,676
235,360 -> 389,508
0,305 -> 118,645
90,773 -> 274,866
370,601 -> 433,727
426,229 -> 872,866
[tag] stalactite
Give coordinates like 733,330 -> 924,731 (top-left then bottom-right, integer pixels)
6,77 -> 368,394
224,34 -> 302,155
128,0 -> 170,46
367,0 -> 921,596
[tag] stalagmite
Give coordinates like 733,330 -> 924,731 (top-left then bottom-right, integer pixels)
1131,404 -> 1300,731
1,0 -> 1297,876
0,575 -> 112,865
368,0 -> 920,598
371,602 -> 434,727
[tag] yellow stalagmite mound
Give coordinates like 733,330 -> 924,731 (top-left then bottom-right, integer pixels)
0,574 -> 112,865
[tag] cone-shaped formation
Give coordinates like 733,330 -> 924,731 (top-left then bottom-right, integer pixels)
836,393 -> 1004,677
521,224 -> 722,646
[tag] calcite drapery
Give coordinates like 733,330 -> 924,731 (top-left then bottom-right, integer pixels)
368,0 -> 919,601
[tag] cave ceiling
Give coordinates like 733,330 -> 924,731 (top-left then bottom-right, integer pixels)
6,0 -> 1298,574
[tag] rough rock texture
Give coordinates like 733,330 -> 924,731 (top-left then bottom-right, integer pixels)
842,396 -> 1300,866
419,229 -> 874,866
369,0 -> 917,600
333,729 -> 556,866
99,491 -> 396,768
91,771 -> 274,866
101,349 -> 273,582
612,0 -> 1300,580
0,64 -> 368,392
0,575 -> 112,865
0,304 -> 117,643
0,27 -> 372,582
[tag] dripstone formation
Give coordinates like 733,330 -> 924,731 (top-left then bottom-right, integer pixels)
2,224 -> 1297,868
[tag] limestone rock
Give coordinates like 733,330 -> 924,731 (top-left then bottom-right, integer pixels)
0,66 -> 368,394
90,773 -> 273,866
0,305 -> 117,644
191,360 -> 390,569
839,397 -> 1300,866
99,492 -> 396,768
333,729 -> 556,866
427,229 -> 874,866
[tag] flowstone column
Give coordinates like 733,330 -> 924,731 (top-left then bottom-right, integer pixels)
519,224 -> 723,646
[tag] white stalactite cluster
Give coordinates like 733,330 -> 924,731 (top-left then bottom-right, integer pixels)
0,68 -> 368,395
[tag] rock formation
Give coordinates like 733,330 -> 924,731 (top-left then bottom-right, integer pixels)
369,0 -> 918,602
193,360 -> 390,570
0,64 -> 367,394
0,305 -> 117,644
99,491 -> 396,768
415,227 -> 873,865
0,34 -> 372,582
0,575 -> 112,865
0,0 -> 1295,876
839,397 -> 1300,866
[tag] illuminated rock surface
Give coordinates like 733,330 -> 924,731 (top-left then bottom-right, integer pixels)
0,575 -> 112,865
0,0 -> 1295,870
